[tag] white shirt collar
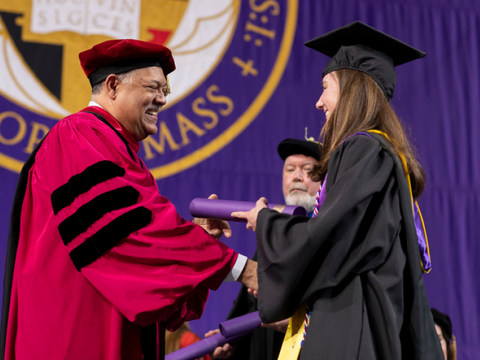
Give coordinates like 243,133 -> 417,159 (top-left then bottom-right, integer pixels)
88,101 -> 105,109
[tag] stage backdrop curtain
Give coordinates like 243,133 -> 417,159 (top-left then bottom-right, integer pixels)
0,1 -> 478,359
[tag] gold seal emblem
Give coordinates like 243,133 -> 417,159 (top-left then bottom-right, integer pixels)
0,0 -> 297,178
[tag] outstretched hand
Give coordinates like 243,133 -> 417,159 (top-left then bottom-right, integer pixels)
193,194 -> 232,239
204,329 -> 236,359
231,197 -> 268,231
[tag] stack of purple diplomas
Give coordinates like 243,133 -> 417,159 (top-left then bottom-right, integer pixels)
165,312 -> 262,360
189,198 -> 306,221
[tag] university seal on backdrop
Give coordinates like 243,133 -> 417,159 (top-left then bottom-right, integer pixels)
0,0 -> 296,178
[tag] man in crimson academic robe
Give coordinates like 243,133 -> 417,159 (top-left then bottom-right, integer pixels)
0,39 -> 257,360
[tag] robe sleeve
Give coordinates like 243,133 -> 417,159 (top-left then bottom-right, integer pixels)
33,113 -> 237,330
256,135 -> 403,323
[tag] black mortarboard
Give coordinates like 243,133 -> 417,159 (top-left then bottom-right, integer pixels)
277,139 -> 322,161
304,21 -> 426,100
431,308 -> 453,341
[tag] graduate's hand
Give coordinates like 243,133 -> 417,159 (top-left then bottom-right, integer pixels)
261,318 -> 290,333
238,259 -> 258,291
231,197 -> 268,231
193,194 -> 232,239
204,329 -> 236,359
247,287 -> 258,299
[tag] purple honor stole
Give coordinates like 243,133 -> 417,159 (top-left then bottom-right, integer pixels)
313,131 -> 432,273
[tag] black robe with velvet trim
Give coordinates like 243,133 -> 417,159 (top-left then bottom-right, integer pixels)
255,134 -> 443,360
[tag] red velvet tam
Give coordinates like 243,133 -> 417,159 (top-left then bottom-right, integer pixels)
79,39 -> 176,87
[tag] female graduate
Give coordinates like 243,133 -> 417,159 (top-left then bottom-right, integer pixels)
233,21 -> 443,360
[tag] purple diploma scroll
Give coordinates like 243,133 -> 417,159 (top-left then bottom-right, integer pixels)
165,312 -> 262,360
219,311 -> 262,338
189,198 -> 306,222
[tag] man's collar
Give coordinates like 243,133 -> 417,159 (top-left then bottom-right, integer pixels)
88,100 -> 104,109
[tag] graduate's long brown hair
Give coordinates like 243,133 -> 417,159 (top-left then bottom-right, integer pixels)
310,69 -> 426,199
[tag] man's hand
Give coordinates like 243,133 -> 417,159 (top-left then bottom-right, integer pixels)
204,329 -> 236,359
237,259 -> 258,291
193,194 -> 232,239
231,197 -> 268,231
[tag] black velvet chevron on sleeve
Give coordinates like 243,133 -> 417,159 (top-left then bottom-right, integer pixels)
51,160 -> 125,215
58,186 -> 140,245
69,206 -> 152,271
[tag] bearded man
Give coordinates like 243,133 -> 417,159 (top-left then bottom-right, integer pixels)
279,138 -> 322,217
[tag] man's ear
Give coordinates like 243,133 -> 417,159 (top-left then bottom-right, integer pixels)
104,74 -> 120,99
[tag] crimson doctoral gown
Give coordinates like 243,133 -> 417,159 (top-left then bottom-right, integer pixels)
1,106 -> 237,360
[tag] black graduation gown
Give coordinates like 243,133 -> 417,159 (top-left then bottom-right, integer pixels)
255,134 -> 443,360
226,252 -> 284,360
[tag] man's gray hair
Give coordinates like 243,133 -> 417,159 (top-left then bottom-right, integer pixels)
91,71 -> 134,95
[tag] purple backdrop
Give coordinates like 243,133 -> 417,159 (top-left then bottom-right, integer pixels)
0,1 -> 478,359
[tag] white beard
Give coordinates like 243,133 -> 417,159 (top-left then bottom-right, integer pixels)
284,192 -> 316,214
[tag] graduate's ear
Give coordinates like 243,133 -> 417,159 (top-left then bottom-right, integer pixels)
104,74 -> 120,99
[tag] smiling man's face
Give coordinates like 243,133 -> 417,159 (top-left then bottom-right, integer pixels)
282,154 -> 321,213
112,66 -> 169,141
